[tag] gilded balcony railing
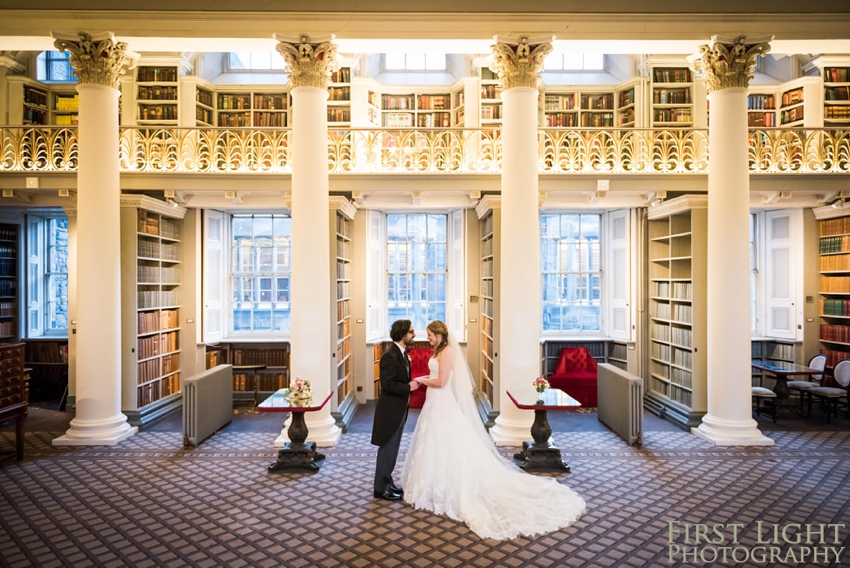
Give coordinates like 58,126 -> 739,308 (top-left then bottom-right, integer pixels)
1,126 -> 848,175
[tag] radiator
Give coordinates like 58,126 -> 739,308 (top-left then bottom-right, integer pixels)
597,363 -> 643,447
183,364 -> 234,448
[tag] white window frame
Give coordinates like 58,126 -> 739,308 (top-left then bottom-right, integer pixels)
540,211 -> 604,336
383,53 -> 447,72
36,50 -> 77,84
225,52 -> 287,73
751,209 -> 803,341
25,214 -> 69,338
543,53 -> 606,72
203,210 -> 293,342
366,210 -> 465,342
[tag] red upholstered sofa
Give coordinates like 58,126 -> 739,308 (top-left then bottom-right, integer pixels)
547,347 -> 598,407
408,346 -> 433,409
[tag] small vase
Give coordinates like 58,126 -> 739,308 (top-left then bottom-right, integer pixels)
536,386 -> 546,395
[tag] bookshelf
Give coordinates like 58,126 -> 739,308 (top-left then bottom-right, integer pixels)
646,196 -> 707,429
195,86 -> 215,126
479,208 -> 500,413
328,67 -> 352,126
215,342 -> 290,399
372,343 -> 388,398
779,86 -> 805,127
50,87 -> 79,126
217,90 -> 289,127
0,223 -> 18,344
379,91 -> 450,128
616,84 -> 637,127
135,65 -> 179,124
751,339 -> 798,387
120,196 -> 185,428
543,91 -> 578,127
650,66 -> 694,127
479,66 -> 502,127
580,91 -> 615,127
330,203 -> 355,430
815,211 -> 850,369
23,339 -> 68,401
747,92 -> 777,128
452,85 -> 466,127
607,341 -> 629,371
367,89 -> 380,126
823,65 -> 850,126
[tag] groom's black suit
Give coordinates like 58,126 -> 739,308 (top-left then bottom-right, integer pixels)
371,343 -> 411,493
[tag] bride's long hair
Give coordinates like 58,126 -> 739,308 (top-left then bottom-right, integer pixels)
427,320 -> 449,358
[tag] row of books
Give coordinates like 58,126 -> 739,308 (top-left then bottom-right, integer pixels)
137,290 -> 180,309
162,353 -> 179,376
819,217 -> 850,237
336,337 -> 350,363
653,109 -> 692,123
652,89 -> 691,105
653,68 -> 691,83
336,214 -> 351,238
137,266 -> 181,283
0,281 -> 15,296
481,279 -> 493,298
780,107 -> 805,124
161,373 -> 180,398
670,367 -> 692,389
825,106 -> 850,120
824,67 -> 850,83
327,108 -> 351,123
336,261 -> 350,281
480,85 -> 502,100
416,95 -> 450,110
138,86 -> 178,101
137,358 -> 161,384
196,89 -> 213,108
336,318 -> 350,341
137,67 -> 178,82
336,281 -> 350,299
138,105 -> 178,121
619,89 -> 635,107
545,94 -> 577,111
0,259 -> 16,274
23,86 -> 48,107
748,94 -> 776,110
382,113 -> 414,127
331,68 -> 351,83
820,254 -> 850,272
54,95 -> 79,111
581,114 -> 614,128
416,113 -> 450,128
820,275 -> 850,293
481,105 -> 502,120
819,324 -> 850,344
336,298 -> 350,322
820,349 -> 850,368
252,95 -> 287,110
226,348 -> 289,366
748,112 -> 776,127
821,298 -> 850,316
336,240 -> 350,260
824,86 -> 850,101
138,240 -> 180,261
781,88 -> 804,108
138,309 -> 179,334
138,331 -> 179,360
233,373 -> 288,392
137,373 -> 179,408
53,115 -> 78,125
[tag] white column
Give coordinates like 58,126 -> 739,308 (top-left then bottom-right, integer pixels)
488,36 -> 552,445
53,80 -> 135,446
274,34 -> 340,447
692,35 -> 773,446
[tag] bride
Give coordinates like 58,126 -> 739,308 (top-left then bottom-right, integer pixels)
401,320 -> 586,540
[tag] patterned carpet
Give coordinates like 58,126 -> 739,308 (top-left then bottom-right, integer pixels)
1,430 -> 850,567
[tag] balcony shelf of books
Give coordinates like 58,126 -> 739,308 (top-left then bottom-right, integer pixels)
217,90 -> 289,127
214,343 -> 290,400
380,91 -> 451,128
50,87 -> 79,126
327,67 -> 352,126
616,85 -> 637,127
650,67 -> 694,127
135,65 -> 179,124
120,196 -> 185,428
814,210 -> 850,369
748,92 -> 777,128
20,83 -> 49,126
479,67 -> 502,127
195,86 -> 215,126
646,196 -> 707,429
823,66 -> 850,126
452,87 -> 466,127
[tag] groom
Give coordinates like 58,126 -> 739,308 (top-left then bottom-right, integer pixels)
371,319 -> 419,501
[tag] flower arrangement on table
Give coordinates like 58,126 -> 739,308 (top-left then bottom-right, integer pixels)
288,377 -> 313,403
533,377 -> 550,394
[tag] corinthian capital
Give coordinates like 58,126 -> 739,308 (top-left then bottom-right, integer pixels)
51,31 -> 138,88
690,35 -> 773,93
274,33 -> 338,89
490,35 -> 553,91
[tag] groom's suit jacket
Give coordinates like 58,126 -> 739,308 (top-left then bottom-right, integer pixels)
371,344 -> 411,447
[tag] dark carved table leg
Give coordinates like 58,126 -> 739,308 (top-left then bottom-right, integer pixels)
268,412 -> 326,473
513,409 -> 569,472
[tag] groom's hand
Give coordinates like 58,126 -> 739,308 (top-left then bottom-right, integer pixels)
410,380 -> 420,391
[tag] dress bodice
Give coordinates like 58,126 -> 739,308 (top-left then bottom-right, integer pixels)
428,357 -> 439,378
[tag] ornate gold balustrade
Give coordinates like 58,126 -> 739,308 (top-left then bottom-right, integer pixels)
1,126 -> 848,175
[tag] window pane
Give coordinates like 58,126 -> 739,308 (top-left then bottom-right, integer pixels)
49,61 -> 72,81
543,304 -> 561,331
408,214 -> 427,242
563,304 -> 581,331
428,215 -> 446,243
271,54 -> 285,70
580,214 -> 600,241
428,302 -> 446,323
427,274 -> 446,302
406,52 -> 426,70
276,277 -> 290,301
427,244 -> 446,271
541,239 -> 558,272
387,214 -> 406,241
425,53 -> 446,70
582,303 -> 601,331
250,52 -> 272,70
583,53 -> 604,70
252,310 -> 272,331
410,243 -> 426,272
230,52 -> 251,70
542,274 -> 559,302
540,215 -> 559,238
233,309 -> 252,331
385,53 -> 405,70
36,52 -> 46,81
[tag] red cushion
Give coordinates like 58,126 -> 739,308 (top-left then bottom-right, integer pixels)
548,373 -> 597,385
408,346 -> 433,408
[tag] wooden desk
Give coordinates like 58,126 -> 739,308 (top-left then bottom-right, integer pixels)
259,389 -> 332,473
507,388 -> 581,472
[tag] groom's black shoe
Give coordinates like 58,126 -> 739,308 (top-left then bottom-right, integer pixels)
389,484 -> 404,496
374,488 -> 402,501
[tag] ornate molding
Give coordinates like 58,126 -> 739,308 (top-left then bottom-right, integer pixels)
690,34 -> 773,93
329,195 -> 357,220
475,195 -> 501,219
120,194 -> 186,219
51,31 -> 138,89
274,33 -> 338,90
647,195 -> 708,220
490,35 -> 553,91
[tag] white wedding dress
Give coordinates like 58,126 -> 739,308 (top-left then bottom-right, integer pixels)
401,352 -> 586,540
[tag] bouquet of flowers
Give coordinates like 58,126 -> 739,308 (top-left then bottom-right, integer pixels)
533,377 -> 549,393
288,377 -> 313,402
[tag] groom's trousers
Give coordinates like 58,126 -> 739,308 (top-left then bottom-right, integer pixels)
374,409 -> 408,492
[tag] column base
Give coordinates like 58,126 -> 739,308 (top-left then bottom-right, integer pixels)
489,414 -> 532,446
53,414 -> 137,446
692,414 -> 774,447
274,414 -> 341,448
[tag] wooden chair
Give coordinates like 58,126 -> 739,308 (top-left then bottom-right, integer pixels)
808,358 -> 850,423
787,353 -> 827,415
0,344 -> 27,461
752,386 -> 777,422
